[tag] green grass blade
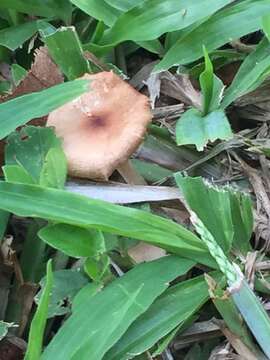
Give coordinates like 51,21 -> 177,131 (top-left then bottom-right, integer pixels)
70,0 -> 121,26
24,260 -> 53,360
102,0 -> 231,44
175,175 -> 253,255
0,0 -> 72,23
155,0 -> 270,71
42,26 -> 90,80
0,21 -> 37,50
41,256 -> 194,360
0,79 -> 89,139
0,181 -> 216,267
263,14 -> 270,40
222,37 -> 270,108
105,0 -> 144,12
231,279 -> 270,358
105,272 -> 222,360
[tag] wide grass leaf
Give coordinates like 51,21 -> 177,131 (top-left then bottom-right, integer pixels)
0,79 -> 89,140
200,47 -> 224,115
155,0 -> 270,71
102,0 -> 232,44
0,182 -> 215,267
231,279 -> 270,358
105,273 -> 222,360
41,256 -> 194,360
36,269 -> 88,318
0,21 -> 37,50
175,175 -> 253,255
5,126 -> 62,183
105,0 -> 143,12
0,0 -> 72,23
70,0 -> 121,26
221,37 -> 270,108
24,260 -> 53,360
39,147 -> 67,189
42,26 -> 90,80
175,108 -> 232,151
39,224 -> 105,258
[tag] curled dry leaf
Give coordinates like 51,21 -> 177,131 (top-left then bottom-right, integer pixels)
47,71 -> 152,180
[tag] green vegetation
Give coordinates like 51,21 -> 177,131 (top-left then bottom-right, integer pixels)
1,1 -> 270,359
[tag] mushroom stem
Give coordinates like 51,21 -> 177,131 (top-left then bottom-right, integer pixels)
117,160 -> 147,185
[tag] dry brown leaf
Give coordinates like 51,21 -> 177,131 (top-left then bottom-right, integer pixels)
128,242 -> 166,263
3,47 -> 63,101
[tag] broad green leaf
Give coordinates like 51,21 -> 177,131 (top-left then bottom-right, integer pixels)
175,108 -> 232,151
175,175 -> 253,255
42,27 -> 90,80
263,14 -> 270,40
155,0 -> 270,72
0,0 -> 72,23
39,224 -> 105,258
102,0 -> 232,45
208,275 -> 255,352
131,159 -> 172,183
70,0 -> 121,27
36,269 -> 88,318
181,197 -> 270,358
232,279 -> 270,359
0,79 -> 89,140
229,191 -> 253,254
84,253 -> 111,283
136,39 -> 164,55
3,165 -> 35,184
222,37 -> 270,108
0,21 -> 37,50
41,256 -> 195,360
0,181 -> 216,267
25,260 -> 53,360
11,64 -> 27,86
105,0 -> 143,12
105,273 -> 222,360
72,282 -> 102,311
200,47 -> 224,115
39,147 -> 67,189
175,175 -> 233,253
5,127 -> 62,183
151,323 -> 185,357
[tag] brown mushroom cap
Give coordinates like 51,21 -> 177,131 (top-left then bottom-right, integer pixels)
47,71 -> 152,180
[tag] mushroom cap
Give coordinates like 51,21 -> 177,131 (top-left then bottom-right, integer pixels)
47,72 -> 152,180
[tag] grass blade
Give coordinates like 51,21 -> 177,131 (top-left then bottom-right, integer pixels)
0,181 -> 215,267
0,21 -> 37,50
222,37 -> 270,108
102,0 -> 232,44
0,79 -> 89,139
155,0 -> 270,71
105,272 -> 222,360
42,26 -> 90,80
41,256 -> 194,360
24,260 -> 53,360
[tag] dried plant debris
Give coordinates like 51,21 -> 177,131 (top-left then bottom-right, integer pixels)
2,47 -> 63,101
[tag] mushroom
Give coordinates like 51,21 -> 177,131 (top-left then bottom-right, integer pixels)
47,71 -> 152,181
